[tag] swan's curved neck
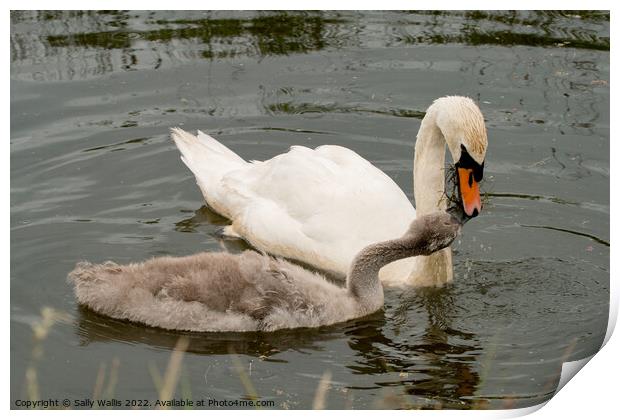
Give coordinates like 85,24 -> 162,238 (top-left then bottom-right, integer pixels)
409,107 -> 453,284
414,108 -> 448,215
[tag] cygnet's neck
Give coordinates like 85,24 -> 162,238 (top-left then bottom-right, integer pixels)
346,232 -> 432,312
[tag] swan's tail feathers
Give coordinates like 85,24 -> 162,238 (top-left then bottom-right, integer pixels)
170,127 -> 245,167
170,127 -> 248,218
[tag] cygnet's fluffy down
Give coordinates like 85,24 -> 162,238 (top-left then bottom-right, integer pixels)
69,250 -> 358,332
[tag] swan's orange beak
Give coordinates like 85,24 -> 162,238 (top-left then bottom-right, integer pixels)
458,167 -> 482,217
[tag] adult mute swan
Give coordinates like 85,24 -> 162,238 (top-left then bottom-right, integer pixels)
171,96 -> 487,287
68,212 -> 461,332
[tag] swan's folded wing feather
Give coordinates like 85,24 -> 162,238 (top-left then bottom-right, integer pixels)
171,128 -> 247,218
195,130 -> 246,164
217,144 -> 416,275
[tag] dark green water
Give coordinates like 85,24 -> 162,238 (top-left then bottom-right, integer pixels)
11,10 -> 609,409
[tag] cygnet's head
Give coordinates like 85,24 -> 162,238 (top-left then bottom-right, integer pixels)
405,211 -> 462,256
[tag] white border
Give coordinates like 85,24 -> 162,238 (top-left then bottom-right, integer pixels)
6,2 -> 616,419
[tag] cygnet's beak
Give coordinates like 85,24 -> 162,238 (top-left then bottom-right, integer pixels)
457,167 -> 482,217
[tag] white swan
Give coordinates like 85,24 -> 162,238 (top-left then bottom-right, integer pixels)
171,96 -> 487,287
68,212 -> 461,332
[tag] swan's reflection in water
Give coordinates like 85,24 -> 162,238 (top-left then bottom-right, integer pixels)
174,206 -> 230,235
343,287 -> 482,408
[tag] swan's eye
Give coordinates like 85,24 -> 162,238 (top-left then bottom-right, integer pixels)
457,144 -> 484,182
474,162 -> 484,182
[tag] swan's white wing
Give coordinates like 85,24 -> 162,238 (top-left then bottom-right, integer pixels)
220,144 -> 416,275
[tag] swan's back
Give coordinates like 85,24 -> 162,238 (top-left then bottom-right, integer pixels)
68,251 -> 357,332
171,128 -> 416,276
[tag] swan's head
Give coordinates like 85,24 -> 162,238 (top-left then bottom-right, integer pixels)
432,96 -> 487,218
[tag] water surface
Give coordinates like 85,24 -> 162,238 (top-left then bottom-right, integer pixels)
11,10 -> 609,409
